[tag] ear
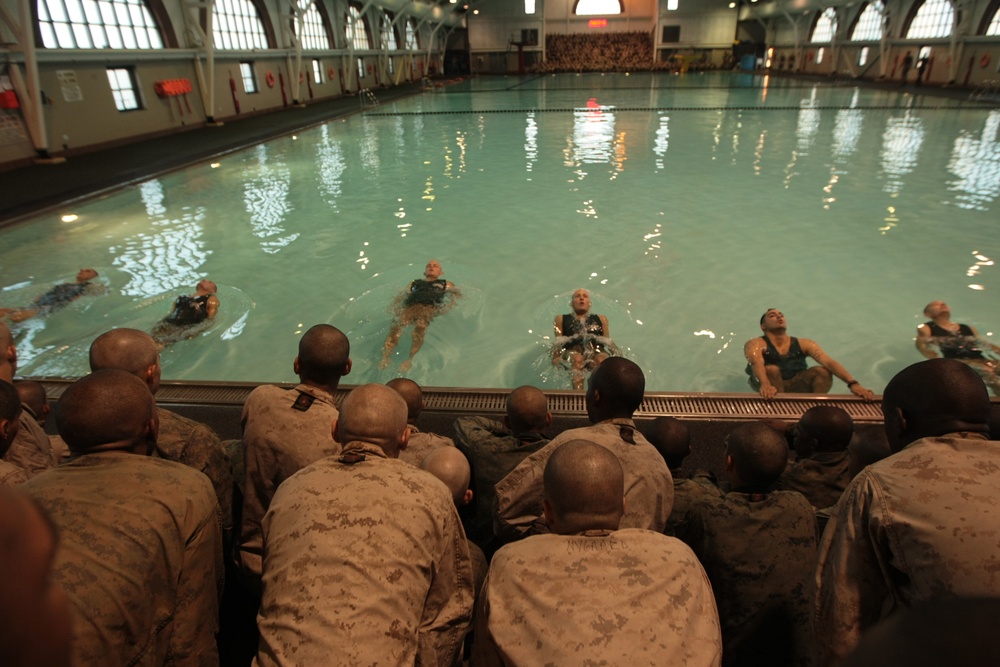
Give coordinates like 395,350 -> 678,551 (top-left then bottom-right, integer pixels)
293,357 -> 301,376
502,415 -> 511,431
331,418 -> 341,443
542,498 -> 554,529
592,388 -> 602,405
462,489 -> 474,507
725,454 -> 734,472
544,412 -> 552,427
342,359 -> 352,376
398,426 -> 411,451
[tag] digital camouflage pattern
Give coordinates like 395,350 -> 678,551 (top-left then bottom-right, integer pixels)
397,425 -> 455,467
155,406 -> 233,537
679,490 -> 817,667
814,435 -> 1000,666
238,383 -> 340,585
494,419 -> 673,539
255,441 -> 474,667
453,416 -> 550,542
774,450 -> 852,509
23,452 -> 223,667
473,528 -> 723,667
2,411 -> 52,478
664,472 -> 722,537
0,458 -> 27,486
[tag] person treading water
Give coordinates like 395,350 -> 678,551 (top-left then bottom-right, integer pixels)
552,288 -> 616,390
379,260 -> 460,372
150,279 -> 220,350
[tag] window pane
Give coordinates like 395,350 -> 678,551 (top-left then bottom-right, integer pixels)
40,23 -> 57,47
65,0 -> 85,24
851,1 -> 884,41
213,0 -> 268,50
54,23 -> 75,47
38,0 -> 166,49
47,0 -> 67,22
811,7 -> 837,43
989,9 -> 1000,36
72,23 -> 92,46
907,0 -> 952,39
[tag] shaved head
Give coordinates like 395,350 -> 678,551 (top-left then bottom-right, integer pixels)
15,381 -> 47,420
506,386 -> 549,433
196,279 -> 217,294
297,325 -> 350,386
587,357 -> 645,420
797,406 -> 854,454
56,369 -> 155,455
420,447 -> 471,505
727,422 -> 789,488
387,378 -> 423,422
335,384 -> 408,456
645,416 -> 691,470
543,440 -> 624,534
89,328 -> 160,387
882,359 -> 990,452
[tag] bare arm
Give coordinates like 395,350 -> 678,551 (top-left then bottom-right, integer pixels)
968,325 -> 1000,356
915,324 -> 940,359
744,338 -> 778,399
599,314 -> 610,338
801,339 -> 875,401
205,295 -> 220,319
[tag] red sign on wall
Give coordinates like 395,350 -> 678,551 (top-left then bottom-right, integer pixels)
588,19 -> 607,28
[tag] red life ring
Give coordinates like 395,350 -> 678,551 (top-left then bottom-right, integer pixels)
328,66 -> 335,80
299,71 -> 305,83
265,71 -> 275,88
981,53 -> 992,68
366,63 -> 372,74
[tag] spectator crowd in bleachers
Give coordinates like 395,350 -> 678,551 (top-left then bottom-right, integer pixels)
2,319 -> 1000,667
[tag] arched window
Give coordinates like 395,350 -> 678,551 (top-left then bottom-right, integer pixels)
346,4 -> 371,50
213,0 -> 268,49
985,3 -> 1000,35
381,11 -> 398,50
293,0 -> 330,49
405,19 -> 418,50
851,0 -> 884,41
573,0 -> 622,15
37,0 -> 164,49
810,7 -> 838,43
906,0 -> 953,39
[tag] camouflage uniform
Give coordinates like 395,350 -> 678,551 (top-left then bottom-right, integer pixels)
664,471 -> 722,537
473,528 -> 723,667
255,441 -> 474,667
495,419 -> 673,539
453,416 -> 550,542
814,434 -> 1000,666
775,450 -> 851,509
238,384 -> 340,585
2,412 -> 52,478
397,424 -> 455,467
679,489 -> 817,667
0,458 -> 27,486
154,407 -> 232,543
22,451 -> 223,667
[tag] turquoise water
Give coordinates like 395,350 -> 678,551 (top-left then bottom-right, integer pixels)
2,72 -> 998,392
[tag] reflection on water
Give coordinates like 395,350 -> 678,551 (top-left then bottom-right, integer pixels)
2,73 -> 998,392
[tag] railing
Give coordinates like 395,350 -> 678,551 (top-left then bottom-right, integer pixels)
969,79 -> 1000,102
359,88 -> 380,111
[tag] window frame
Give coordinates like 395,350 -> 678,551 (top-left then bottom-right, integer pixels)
106,66 -> 141,111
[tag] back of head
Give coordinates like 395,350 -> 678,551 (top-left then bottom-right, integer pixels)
89,328 -> 159,378
727,422 -> 789,488
843,597 -> 1000,667
387,377 -> 422,422
798,406 -> 854,453
506,385 -> 549,433
337,384 -> 408,456
645,416 -> 691,469
297,324 -> 350,386
847,428 -> 892,479
0,381 -> 22,456
882,359 -> 990,452
543,440 -> 624,534
197,279 -> 217,294
588,357 -> 645,419
14,381 -> 47,418
419,447 -> 471,506
55,369 -> 155,455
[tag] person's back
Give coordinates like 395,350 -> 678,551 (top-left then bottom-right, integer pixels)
0,380 -> 27,487
239,324 -> 350,585
679,423 -> 816,667
255,384 -> 473,667
815,359 -> 1000,665
387,377 -> 456,467
775,406 -> 854,508
476,441 -> 722,667
0,323 -> 52,478
22,370 -> 222,667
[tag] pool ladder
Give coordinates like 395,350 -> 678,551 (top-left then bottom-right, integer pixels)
359,88 -> 380,112
969,79 -> 1000,103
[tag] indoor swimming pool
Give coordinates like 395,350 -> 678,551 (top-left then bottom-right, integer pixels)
1,72 -> 998,393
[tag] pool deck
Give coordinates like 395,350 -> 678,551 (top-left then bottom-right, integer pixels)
0,82 -> 424,225
2,72 -> 996,227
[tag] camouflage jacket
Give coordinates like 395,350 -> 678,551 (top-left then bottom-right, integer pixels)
255,441 -> 474,667
814,434 -> 1000,666
494,419 -> 673,540
23,451 -> 223,667
0,458 -> 27,486
2,411 -> 52,478
775,450 -> 852,509
473,528 -> 722,667
397,424 -> 455,468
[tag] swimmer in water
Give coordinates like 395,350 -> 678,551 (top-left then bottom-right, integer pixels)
552,288 -> 612,390
0,269 -> 103,322
916,300 -> 1000,394
150,279 -> 220,350
379,260 -> 460,372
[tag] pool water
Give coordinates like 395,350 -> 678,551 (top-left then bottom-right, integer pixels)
2,72 -> 998,393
